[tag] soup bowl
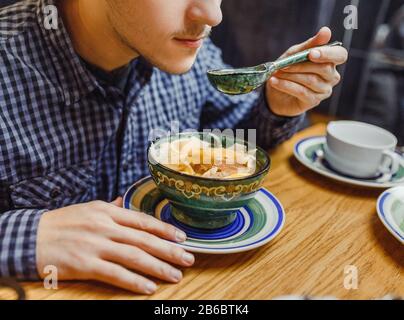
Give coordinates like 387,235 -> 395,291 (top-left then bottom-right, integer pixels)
147,132 -> 270,229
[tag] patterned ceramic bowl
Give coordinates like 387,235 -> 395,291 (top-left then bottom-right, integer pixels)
147,132 -> 270,229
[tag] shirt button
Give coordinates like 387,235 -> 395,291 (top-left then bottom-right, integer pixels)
122,163 -> 129,171
50,187 -> 62,199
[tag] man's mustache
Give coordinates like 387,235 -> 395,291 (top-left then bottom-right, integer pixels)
175,27 -> 212,39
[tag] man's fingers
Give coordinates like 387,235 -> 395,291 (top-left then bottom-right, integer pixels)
110,207 -> 187,243
275,72 -> 332,94
101,241 -> 184,284
283,26 -> 332,56
280,62 -> 339,83
270,77 -> 328,108
110,226 -> 195,267
309,46 -> 348,65
91,259 -> 157,295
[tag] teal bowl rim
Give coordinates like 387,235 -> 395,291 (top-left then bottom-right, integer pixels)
147,132 -> 271,183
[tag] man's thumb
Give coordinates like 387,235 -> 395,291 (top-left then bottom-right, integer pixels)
286,26 -> 332,56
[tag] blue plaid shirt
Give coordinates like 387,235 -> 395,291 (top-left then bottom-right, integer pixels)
0,0 -> 304,280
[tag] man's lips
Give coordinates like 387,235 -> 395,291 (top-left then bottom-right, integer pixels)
173,37 -> 204,48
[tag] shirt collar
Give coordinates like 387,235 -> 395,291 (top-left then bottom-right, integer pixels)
36,0 -> 97,106
36,0 -> 153,106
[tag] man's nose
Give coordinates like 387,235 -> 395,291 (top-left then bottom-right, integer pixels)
187,0 -> 223,27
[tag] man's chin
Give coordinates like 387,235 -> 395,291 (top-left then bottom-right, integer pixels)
154,55 -> 197,75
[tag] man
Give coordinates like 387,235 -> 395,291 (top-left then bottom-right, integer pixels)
0,0 -> 347,294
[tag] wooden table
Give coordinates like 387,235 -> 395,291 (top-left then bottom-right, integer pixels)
2,124 -> 403,300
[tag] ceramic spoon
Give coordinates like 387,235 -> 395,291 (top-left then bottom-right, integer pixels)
207,41 -> 343,95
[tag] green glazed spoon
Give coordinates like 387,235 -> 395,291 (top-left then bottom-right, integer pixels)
207,41 -> 343,95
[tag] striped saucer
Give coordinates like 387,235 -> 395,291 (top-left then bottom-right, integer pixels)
377,186 -> 404,244
123,176 -> 285,254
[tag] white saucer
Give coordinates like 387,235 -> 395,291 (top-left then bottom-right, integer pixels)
377,187 -> 404,244
294,136 -> 404,188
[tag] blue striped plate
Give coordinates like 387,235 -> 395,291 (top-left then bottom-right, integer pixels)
377,187 -> 404,244
123,176 -> 285,254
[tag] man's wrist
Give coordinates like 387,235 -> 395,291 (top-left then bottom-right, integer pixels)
259,89 -> 302,123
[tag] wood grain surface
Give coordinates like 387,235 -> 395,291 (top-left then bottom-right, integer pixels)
1,124 -> 403,300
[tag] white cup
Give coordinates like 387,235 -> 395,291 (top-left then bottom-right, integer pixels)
324,121 -> 401,178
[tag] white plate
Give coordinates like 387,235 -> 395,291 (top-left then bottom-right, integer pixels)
294,136 -> 404,189
377,187 -> 404,244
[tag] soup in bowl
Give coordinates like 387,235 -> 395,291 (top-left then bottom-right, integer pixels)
147,132 -> 270,229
